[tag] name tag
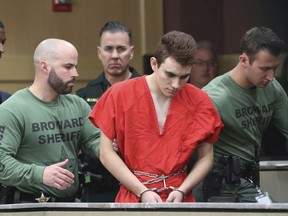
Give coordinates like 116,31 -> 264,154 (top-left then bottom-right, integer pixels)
86,98 -> 98,103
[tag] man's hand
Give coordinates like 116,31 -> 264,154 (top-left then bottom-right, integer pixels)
140,190 -> 163,203
43,159 -> 74,190
166,190 -> 184,202
112,138 -> 119,153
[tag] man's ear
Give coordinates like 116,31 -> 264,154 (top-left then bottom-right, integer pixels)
150,57 -> 158,72
97,46 -> 102,60
239,53 -> 249,68
40,61 -> 49,74
129,46 -> 134,60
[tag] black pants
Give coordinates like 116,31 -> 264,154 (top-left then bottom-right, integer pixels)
81,182 -> 119,202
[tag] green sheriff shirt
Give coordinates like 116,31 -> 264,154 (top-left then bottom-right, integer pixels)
203,73 -> 288,170
0,88 -> 100,198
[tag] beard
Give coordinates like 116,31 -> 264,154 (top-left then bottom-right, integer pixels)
48,68 -> 74,94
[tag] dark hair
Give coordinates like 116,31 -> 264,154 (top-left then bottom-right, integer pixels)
240,27 -> 284,64
154,31 -> 197,67
0,20 -> 4,29
197,40 -> 218,58
99,21 -> 132,44
197,40 -> 219,68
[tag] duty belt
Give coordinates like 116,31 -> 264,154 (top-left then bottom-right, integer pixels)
14,190 -> 75,203
132,169 -> 185,192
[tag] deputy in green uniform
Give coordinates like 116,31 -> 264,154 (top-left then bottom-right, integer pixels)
76,21 -> 140,202
0,38 -> 100,203
195,27 -> 288,203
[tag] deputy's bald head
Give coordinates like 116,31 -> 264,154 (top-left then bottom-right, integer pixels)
33,38 -> 77,68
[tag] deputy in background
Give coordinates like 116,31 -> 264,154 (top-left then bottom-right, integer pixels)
76,21 -> 140,202
188,40 -> 219,88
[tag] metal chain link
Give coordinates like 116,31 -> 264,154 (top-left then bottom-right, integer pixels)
132,169 -> 184,185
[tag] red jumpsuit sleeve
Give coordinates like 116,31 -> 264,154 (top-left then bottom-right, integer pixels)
197,95 -> 223,144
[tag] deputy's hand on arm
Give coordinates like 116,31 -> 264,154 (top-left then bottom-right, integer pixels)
112,138 -> 119,153
101,132 -> 163,203
43,159 -> 74,190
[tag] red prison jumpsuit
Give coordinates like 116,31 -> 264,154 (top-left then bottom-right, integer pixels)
89,76 -> 223,202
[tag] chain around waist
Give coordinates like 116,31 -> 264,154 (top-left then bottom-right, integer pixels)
132,169 -> 185,184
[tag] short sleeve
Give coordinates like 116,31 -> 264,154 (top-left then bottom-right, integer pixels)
194,93 -> 224,144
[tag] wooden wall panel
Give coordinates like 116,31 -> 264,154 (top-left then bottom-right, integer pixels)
0,0 -> 163,94
163,0 -> 288,54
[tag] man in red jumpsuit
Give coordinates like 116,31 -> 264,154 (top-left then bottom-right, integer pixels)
89,31 -> 223,203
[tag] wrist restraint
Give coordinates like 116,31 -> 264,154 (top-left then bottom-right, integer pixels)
137,187 -> 186,199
